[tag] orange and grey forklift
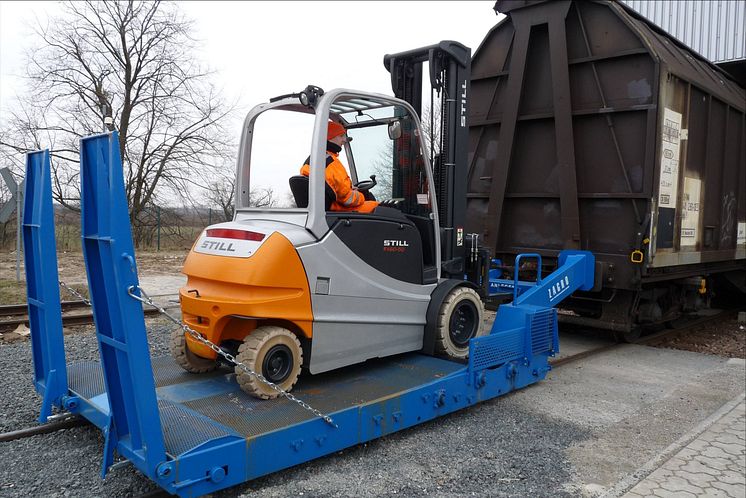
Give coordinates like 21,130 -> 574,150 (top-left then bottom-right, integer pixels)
173,42 -> 492,397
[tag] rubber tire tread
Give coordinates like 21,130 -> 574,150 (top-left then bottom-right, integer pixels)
235,326 -> 303,400
170,327 -> 218,373
434,286 -> 486,359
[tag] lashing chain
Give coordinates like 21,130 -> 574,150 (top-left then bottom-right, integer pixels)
126,285 -> 337,428
59,281 -> 91,306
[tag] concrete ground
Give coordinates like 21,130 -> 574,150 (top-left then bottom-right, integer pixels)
506,343 -> 746,496
620,395 -> 745,498
137,274 -> 185,298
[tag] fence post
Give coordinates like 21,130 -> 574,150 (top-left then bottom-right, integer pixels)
16,190 -> 22,282
156,206 -> 161,252
208,207 -> 212,225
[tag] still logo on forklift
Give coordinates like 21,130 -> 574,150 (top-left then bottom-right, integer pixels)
383,240 -> 409,252
200,240 -> 236,252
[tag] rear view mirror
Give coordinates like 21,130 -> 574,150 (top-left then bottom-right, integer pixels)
388,121 -> 402,140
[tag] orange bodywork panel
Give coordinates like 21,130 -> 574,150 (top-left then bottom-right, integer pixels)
179,232 -> 313,359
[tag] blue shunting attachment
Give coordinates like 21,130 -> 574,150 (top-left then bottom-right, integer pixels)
22,149 -> 67,422
488,250 -> 595,303
23,132 -> 596,497
489,249 -> 596,351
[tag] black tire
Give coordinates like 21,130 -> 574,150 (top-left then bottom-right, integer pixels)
170,327 -> 218,373
235,326 -> 303,399
435,287 -> 486,359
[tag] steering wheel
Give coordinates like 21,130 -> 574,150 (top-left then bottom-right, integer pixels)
355,174 -> 377,191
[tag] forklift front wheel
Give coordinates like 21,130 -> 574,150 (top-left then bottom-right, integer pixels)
235,326 -> 303,399
435,287 -> 486,360
170,328 -> 218,373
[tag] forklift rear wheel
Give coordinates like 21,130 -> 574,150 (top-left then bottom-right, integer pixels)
170,327 -> 218,373
235,326 -> 303,399
435,287 -> 486,359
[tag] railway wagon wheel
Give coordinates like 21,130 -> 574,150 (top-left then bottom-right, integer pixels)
235,326 -> 303,399
435,286 -> 486,359
170,327 -> 218,373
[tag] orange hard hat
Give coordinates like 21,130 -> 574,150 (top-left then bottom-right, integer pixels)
327,121 -> 346,140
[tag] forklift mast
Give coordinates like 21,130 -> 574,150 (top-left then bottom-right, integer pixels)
384,41 -> 471,279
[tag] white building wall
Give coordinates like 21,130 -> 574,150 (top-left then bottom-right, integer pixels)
621,0 -> 746,63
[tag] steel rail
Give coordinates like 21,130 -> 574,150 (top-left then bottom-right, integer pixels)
0,304 -> 180,333
0,300 -> 89,317
550,308 -> 736,368
1,293 -> 178,319
0,416 -> 88,443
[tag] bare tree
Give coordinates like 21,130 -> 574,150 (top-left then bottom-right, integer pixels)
0,0 -> 236,246
205,175 -> 236,221
249,187 -> 276,209
204,174 -> 277,222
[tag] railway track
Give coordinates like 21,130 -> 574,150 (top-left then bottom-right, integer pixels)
0,308 -> 734,449
550,308 -> 736,368
0,298 -> 179,334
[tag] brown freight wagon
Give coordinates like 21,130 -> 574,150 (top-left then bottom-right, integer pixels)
466,0 -> 746,337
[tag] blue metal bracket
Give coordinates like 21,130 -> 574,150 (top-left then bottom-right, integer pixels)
22,149 -> 68,422
79,132 -> 167,479
513,250 -> 595,308
489,250 -> 594,361
489,250 -> 595,304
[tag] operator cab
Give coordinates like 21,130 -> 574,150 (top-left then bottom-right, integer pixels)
235,88 -> 441,285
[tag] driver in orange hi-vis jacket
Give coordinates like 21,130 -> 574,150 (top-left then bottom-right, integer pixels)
300,121 -> 378,213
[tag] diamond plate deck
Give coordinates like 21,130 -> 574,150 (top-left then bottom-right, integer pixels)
183,354 -> 464,438
67,353 -> 464,449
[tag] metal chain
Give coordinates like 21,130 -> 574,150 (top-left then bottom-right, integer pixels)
126,285 -> 337,428
59,281 -> 91,306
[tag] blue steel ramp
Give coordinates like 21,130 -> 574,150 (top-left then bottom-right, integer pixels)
172,354 -> 464,439
60,343 -> 550,498
22,131 -> 591,497
66,353 -> 465,458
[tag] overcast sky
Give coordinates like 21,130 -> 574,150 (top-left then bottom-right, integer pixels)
0,1 -> 504,139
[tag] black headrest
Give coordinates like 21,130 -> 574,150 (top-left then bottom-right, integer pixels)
288,175 -> 335,210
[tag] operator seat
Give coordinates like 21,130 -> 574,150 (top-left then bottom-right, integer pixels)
289,175 -> 336,210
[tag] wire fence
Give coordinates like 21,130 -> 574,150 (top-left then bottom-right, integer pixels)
0,205 -> 231,252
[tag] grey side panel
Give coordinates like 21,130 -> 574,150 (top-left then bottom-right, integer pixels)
309,303 -> 424,375
298,231 -> 435,374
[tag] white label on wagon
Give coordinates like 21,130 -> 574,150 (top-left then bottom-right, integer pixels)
658,108 -> 682,209
680,177 -> 701,247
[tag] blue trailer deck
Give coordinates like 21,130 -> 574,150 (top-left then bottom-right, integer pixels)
22,132 -> 595,497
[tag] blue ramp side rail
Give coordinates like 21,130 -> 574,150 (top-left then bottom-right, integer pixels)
22,149 -> 67,422
79,133 -> 168,478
